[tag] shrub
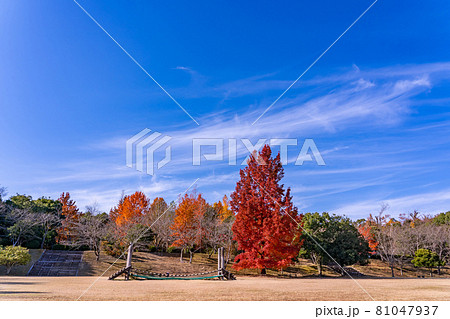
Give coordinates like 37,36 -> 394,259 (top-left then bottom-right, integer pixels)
167,246 -> 180,254
0,246 -> 32,275
25,239 -> 42,249
412,249 -> 443,276
102,240 -> 125,258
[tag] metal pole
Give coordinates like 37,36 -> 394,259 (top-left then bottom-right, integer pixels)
218,247 -> 224,279
217,248 -> 221,274
221,247 -> 225,270
125,243 -> 133,280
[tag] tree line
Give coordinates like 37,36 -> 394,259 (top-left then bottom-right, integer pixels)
1,146 -> 450,276
358,205 -> 450,277
0,187 -> 235,264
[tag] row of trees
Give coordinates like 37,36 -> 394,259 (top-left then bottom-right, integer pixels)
1,146 -> 450,276
0,194 -> 62,248
358,206 -> 450,277
104,191 -> 235,263
0,188 -> 235,264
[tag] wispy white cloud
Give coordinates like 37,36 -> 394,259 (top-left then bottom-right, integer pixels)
333,189 -> 450,217
94,63 -> 443,154
13,62 -> 450,216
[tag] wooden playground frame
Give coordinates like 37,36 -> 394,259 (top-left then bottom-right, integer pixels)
109,246 -> 235,281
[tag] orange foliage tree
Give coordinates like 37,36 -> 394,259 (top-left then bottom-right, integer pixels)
171,192 -> 208,263
110,191 -> 150,228
57,192 -> 80,242
106,191 -> 152,255
213,195 -> 234,222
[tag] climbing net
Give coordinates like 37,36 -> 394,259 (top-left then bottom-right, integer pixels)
108,247 -> 235,281
131,268 -> 221,280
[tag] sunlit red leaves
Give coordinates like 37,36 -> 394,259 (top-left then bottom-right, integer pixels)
230,145 -> 302,272
358,224 -> 379,254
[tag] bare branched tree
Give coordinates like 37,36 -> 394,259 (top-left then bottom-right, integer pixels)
203,209 -> 224,258
374,224 -> 398,277
34,212 -> 60,249
7,208 -> 40,246
147,199 -> 175,252
391,224 -> 413,276
61,207 -> 109,261
372,204 -> 399,277
425,225 -> 449,275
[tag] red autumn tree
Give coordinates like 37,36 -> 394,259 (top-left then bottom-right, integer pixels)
171,192 -> 208,263
57,192 -> 81,242
358,221 -> 379,254
230,145 -> 302,274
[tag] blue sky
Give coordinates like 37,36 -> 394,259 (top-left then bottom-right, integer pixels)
1,0 -> 450,218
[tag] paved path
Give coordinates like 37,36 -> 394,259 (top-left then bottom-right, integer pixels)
27,250 -> 83,276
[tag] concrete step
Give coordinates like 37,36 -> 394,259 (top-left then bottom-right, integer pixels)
28,250 -> 83,276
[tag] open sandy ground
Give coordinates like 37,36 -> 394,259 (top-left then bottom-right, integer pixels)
1,276 -> 449,301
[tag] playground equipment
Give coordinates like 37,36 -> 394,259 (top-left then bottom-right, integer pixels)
108,246 -> 235,281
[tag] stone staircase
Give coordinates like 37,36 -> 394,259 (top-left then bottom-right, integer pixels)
28,250 -> 83,276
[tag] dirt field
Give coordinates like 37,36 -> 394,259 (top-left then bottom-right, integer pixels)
2,251 -> 449,301
1,276 -> 449,301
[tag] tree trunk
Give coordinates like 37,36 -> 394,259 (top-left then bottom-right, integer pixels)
430,268 -> 433,277
318,261 -> 323,276
261,268 -> 266,275
390,265 -> 395,277
6,265 -> 12,275
12,235 -> 20,247
400,264 -> 403,277
40,234 -> 46,249
438,265 -> 441,275
189,250 -> 193,264
226,246 -> 231,264
180,249 -> 183,262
